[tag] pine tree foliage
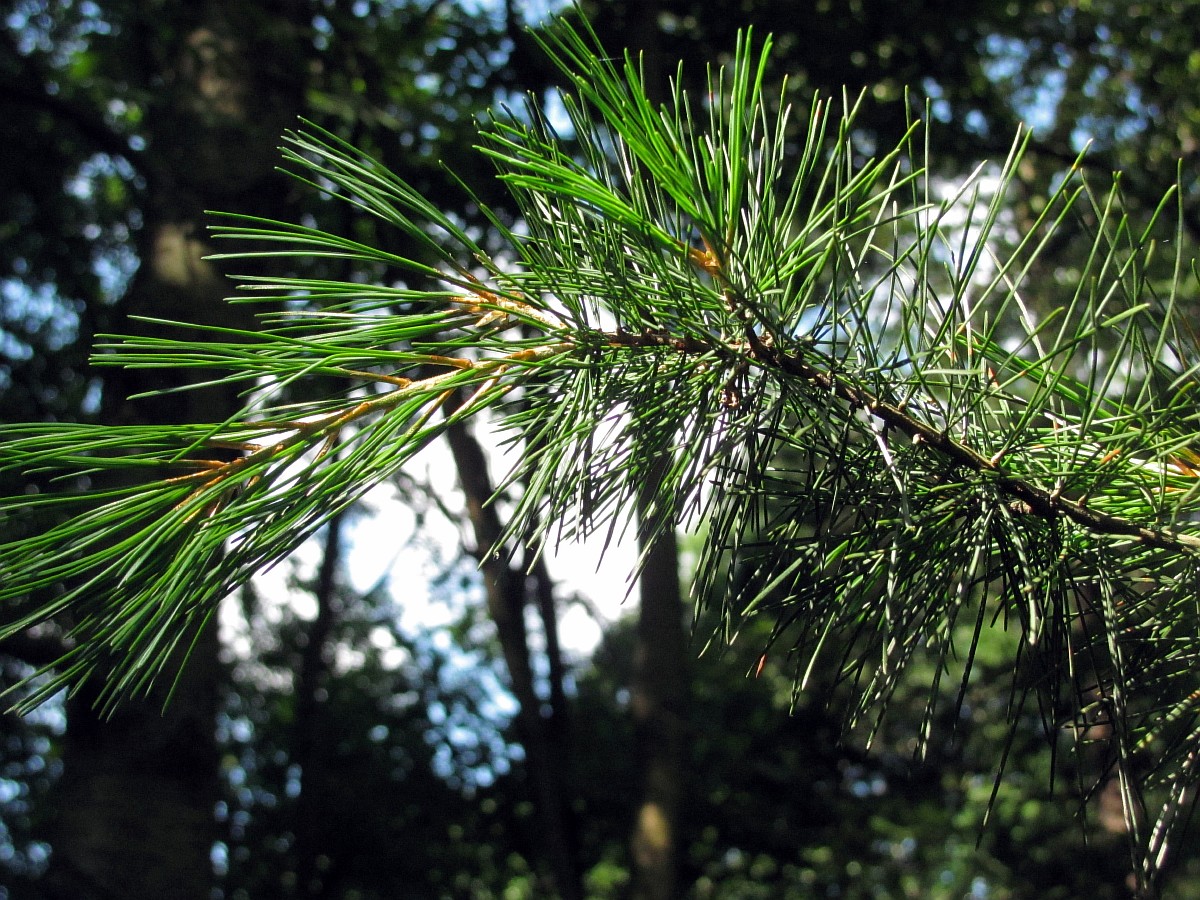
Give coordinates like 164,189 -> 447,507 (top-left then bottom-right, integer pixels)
2,11 -> 1199,893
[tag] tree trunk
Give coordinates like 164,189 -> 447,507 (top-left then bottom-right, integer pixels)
42,630 -> 223,900
42,4 -> 307,897
629,527 -> 689,900
289,512 -> 345,898
611,4 -> 693,897
443,416 -> 584,900
43,216 -> 235,900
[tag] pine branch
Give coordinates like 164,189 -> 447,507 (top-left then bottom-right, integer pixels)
597,324 -> 1200,554
3,8 -> 1200,892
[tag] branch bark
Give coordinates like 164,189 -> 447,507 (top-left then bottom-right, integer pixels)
598,325 -> 1200,556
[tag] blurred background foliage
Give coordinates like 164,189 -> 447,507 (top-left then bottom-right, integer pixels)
1,0 -> 1199,898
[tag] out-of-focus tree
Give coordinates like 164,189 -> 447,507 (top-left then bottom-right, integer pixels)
213,509 -> 536,899
0,2 -> 521,896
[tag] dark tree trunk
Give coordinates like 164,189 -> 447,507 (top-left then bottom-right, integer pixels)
611,4 -> 693,897
443,416 -> 584,900
41,4 -> 308,897
289,512 -> 345,898
629,526 -> 689,900
42,628 -> 223,900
